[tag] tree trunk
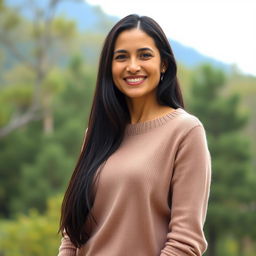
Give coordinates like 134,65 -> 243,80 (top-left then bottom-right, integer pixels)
43,94 -> 54,134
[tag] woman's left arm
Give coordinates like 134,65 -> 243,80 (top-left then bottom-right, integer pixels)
160,125 -> 211,256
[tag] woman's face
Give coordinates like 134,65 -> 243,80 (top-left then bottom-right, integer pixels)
112,28 -> 165,101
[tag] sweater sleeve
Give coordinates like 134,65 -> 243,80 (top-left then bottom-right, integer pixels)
58,232 -> 77,256
160,125 -> 211,256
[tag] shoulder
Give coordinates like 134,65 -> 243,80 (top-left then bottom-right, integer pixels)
166,109 -> 210,155
152,108 -> 205,145
170,108 -> 205,135
159,108 -> 208,147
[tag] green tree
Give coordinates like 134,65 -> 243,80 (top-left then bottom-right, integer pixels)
0,0 -> 77,137
0,125 -> 42,217
0,195 -> 62,256
187,64 -> 255,256
0,55 -> 95,216
0,0 -> 94,216
11,143 -> 73,213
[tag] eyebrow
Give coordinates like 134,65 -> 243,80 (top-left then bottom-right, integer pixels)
113,47 -> 154,54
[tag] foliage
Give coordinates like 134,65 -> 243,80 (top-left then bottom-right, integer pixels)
0,125 -> 42,217
0,0 -> 78,137
0,195 -> 62,256
0,55 -> 95,217
187,64 -> 256,256
12,142 -> 73,213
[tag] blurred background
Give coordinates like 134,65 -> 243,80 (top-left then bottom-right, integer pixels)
0,0 -> 255,255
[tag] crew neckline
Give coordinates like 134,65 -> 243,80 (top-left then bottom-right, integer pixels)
125,108 -> 185,136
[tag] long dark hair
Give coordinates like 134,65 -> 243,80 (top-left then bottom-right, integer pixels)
59,14 -> 184,247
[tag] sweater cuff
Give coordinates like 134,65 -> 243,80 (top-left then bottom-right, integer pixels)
58,248 -> 76,256
160,246 -> 192,256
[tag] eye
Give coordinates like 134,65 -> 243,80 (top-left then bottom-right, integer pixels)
114,54 -> 127,61
139,52 -> 153,59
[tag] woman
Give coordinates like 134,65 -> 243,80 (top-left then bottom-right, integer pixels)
58,14 -> 211,256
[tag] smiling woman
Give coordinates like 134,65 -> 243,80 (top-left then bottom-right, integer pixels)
112,28 -> 165,108
58,14 -> 211,256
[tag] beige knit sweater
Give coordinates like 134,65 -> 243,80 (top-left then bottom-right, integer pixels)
58,108 -> 211,256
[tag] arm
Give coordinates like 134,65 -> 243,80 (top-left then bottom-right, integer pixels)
160,125 -> 211,256
58,232 -> 77,256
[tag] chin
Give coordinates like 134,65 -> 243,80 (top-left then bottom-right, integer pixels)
125,92 -> 152,100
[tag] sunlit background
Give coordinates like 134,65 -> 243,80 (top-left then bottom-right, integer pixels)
0,0 -> 255,255
87,0 -> 256,77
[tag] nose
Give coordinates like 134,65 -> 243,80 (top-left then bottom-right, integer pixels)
126,58 -> 141,73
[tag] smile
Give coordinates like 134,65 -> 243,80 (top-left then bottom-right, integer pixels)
124,76 -> 147,86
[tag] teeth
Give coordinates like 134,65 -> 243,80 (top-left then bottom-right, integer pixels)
126,78 -> 144,83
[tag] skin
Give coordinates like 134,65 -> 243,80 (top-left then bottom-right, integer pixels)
112,28 -> 174,124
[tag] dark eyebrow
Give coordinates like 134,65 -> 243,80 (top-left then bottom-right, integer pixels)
113,49 -> 127,54
137,47 -> 154,53
113,48 -> 154,54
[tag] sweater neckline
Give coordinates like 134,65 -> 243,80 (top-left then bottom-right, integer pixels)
125,108 -> 185,136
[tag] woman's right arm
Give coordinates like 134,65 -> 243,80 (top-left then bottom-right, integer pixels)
58,232 -> 77,256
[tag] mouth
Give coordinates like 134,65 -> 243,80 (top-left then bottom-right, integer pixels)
124,76 -> 147,86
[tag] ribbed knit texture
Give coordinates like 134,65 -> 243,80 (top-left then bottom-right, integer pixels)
58,108 -> 211,256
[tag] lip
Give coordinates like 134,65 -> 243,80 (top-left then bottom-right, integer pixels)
124,75 -> 147,86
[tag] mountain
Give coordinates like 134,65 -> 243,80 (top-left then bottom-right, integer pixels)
5,0 -> 231,72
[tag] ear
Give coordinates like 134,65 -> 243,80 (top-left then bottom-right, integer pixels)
161,60 -> 168,73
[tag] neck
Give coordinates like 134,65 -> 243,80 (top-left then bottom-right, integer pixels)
126,96 -> 174,124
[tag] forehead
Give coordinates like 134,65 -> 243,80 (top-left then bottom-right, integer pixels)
114,28 -> 158,51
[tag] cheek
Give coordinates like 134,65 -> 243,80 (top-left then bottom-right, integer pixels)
144,61 -> 161,74
147,66 -> 161,81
